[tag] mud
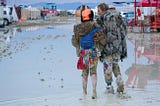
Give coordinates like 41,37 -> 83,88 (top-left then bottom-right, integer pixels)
0,17 -> 160,106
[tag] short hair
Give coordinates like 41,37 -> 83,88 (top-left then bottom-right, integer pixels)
97,3 -> 109,12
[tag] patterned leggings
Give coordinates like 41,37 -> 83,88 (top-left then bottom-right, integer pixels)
103,54 -> 121,85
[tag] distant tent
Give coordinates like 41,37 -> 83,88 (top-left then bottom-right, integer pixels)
75,5 -> 90,17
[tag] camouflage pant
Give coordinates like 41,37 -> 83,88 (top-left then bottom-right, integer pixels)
82,56 -> 98,77
103,54 -> 121,80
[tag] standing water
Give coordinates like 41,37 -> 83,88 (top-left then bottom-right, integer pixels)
0,18 -> 160,106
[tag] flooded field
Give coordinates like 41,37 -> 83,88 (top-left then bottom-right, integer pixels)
0,18 -> 160,106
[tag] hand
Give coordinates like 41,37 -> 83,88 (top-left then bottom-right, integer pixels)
99,55 -> 104,62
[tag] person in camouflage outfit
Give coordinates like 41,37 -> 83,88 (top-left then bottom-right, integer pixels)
72,9 -> 107,99
96,3 -> 128,93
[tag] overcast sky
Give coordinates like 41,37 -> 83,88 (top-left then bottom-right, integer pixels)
8,0 -> 137,5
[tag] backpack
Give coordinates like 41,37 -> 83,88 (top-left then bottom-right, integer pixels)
97,10 -> 128,61
80,27 -> 101,49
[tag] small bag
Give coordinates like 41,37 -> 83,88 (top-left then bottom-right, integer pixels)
77,56 -> 86,70
77,50 -> 88,70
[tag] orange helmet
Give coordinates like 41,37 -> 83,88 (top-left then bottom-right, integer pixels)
82,9 -> 92,21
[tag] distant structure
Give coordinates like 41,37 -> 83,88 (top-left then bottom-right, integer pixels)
30,2 -> 59,17
0,0 -> 6,6
75,5 -> 90,17
110,2 -> 134,13
41,3 -> 59,17
42,3 -> 57,10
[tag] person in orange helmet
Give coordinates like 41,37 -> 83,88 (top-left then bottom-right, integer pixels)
72,8 -> 107,99
81,8 -> 94,22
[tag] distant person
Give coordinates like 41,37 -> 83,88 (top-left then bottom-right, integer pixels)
41,11 -> 45,20
96,3 -> 128,94
72,9 -> 107,99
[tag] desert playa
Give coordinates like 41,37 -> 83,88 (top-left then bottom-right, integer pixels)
0,17 -> 160,106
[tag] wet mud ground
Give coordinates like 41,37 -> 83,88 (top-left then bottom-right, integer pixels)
0,17 -> 160,106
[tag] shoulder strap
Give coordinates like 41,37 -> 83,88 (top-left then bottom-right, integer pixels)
88,27 -> 101,36
80,27 -> 101,50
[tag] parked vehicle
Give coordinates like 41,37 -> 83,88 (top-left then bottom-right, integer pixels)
0,5 -> 18,26
41,3 -> 59,18
125,11 -> 134,22
0,5 -> 4,27
120,11 -> 127,18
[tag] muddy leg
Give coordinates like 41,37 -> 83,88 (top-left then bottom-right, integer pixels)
82,76 -> 88,95
103,61 -> 113,86
82,68 -> 89,95
103,60 -> 114,94
91,74 -> 97,99
113,62 -> 124,93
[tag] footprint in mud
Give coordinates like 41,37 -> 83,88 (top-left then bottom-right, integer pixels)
40,78 -> 45,82
53,35 -> 66,40
38,72 -> 41,75
60,78 -> 64,88
116,93 -> 131,99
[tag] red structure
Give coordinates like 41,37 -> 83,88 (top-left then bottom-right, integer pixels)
131,0 -> 160,32
41,3 -> 59,16
125,64 -> 160,88
136,0 -> 160,7
125,35 -> 160,88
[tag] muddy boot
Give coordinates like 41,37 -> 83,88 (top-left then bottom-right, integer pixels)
83,87 -> 87,95
116,75 -> 124,94
91,89 -> 97,99
106,85 -> 114,94
117,82 -> 124,94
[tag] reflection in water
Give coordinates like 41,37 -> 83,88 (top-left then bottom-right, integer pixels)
125,63 -> 160,89
125,33 -> 160,89
0,28 -> 17,60
0,26 -> 57,60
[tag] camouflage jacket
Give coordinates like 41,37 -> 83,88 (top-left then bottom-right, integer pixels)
96,10 -> 128,61
72,21 -> 107,56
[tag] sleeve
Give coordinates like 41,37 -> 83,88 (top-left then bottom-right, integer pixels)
71,34 -> 79,48
119,15 -> 128,35
71,25 -> 81,57
122,18 -> 128,35
72,25 -> 80,48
